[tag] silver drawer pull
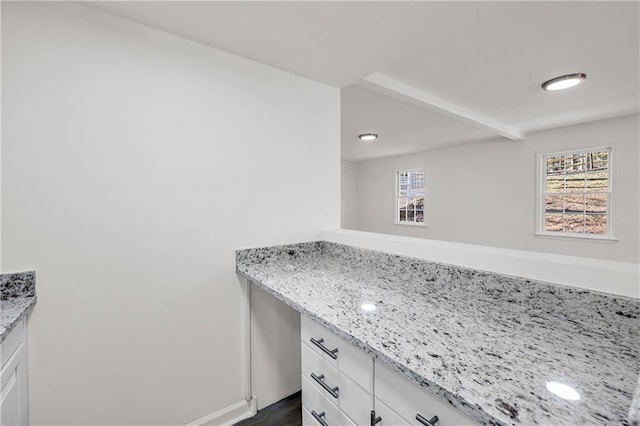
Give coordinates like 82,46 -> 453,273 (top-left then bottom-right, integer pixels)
416,414 -> 439,426
310,337 -> 338,359
310,372 -> 339,399
311,410 -> 329,426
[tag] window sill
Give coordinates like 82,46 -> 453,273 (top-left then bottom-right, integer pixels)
394,222 -> 428,227
533,232 -> 619,242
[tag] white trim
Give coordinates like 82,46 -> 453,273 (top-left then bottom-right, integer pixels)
394,221 -> 427,227
533,232 -> 618,242
320,229 -> 640,299
187,397 -> 257,426
359,73 -> 525,141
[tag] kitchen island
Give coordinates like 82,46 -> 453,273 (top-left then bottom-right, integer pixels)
236,241 -> 640,425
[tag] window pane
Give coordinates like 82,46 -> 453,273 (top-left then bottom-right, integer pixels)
585,193 -> 607,214
545,174 -> 565,193
564,194 -> 585,214
409,172 -> 425,198
564,171 -> 586,192
589,151 -> 609,171
398,172 -> 409,197
563,214 -> 585,233
544,213 -> 563,232
585,214 -> 607,234
546,156 -> 565,175
406,209 -> 415,222
585,170 -> 608,192
409,197 -> 423,210
399,209 -> 407,222
415,210 -> 424,223
565,153 -> 586,173
545,194 -> 563,214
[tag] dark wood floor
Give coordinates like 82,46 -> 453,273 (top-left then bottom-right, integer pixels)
235,392 -> 302,426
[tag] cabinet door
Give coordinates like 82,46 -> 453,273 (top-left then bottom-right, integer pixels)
374,398 -> 408,426
0,320 -> 29,426
0,347 -> 28,425
375,361 -> 479,426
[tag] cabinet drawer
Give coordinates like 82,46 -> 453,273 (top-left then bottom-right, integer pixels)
302,341 -> 340,398
376,361 -> 479,426
1,319 -> 24,371
375,398 -> 407,426
301,316 -> 373,392
302,376 -> 356,426
302,343 -> 372,426
302,406 -> 318,426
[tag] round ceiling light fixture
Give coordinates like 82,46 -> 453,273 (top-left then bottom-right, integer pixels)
541,73 -> 587,91
358,133 -> 379,141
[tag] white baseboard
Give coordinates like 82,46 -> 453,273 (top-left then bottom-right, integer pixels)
187,397 -> 257,426
320,229 -> 640,298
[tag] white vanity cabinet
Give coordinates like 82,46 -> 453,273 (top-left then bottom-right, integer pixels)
301,316 -> 479,426
0,319 -> 29,426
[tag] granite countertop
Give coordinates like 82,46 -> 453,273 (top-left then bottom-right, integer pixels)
236,241 -> 640,426
1,271 -> 37,343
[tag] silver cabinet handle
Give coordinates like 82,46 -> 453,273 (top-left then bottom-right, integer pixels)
310,337 -> 338,359
416,414 -> 439,426
311,410 -> 329,426
310,372 -> 339,399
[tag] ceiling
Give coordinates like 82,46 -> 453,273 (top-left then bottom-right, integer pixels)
85,1 -> 640,162
341,85 -> 495,162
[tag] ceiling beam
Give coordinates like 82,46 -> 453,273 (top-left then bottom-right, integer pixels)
359,73 -> 525,141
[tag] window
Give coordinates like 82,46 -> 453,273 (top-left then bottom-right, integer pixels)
396,170 -> 425,225
539,148 -> 611,238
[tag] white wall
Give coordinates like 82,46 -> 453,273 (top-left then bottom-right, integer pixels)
355,114 -> 639,263
340,161 -> 357,229
1,2 -> 339,424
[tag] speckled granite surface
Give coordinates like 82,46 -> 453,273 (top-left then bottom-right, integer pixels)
1,271 -> 36,343
236,241 -> 640,426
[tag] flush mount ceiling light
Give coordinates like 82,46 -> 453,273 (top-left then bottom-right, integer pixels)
541,73 -> 587,91
358,133 -> 378,141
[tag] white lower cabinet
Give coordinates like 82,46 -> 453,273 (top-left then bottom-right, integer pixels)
301,316 -> 479,426
302,376 -> 356,426
301,317 -> 373,426
302,344 -> 371,425
375,361 -> 478,426
0,319 -> 29,426
374,398 -> 407,426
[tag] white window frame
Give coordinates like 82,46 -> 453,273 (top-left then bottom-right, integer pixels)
394,168 -> 427,227
535,147 -> 615,240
